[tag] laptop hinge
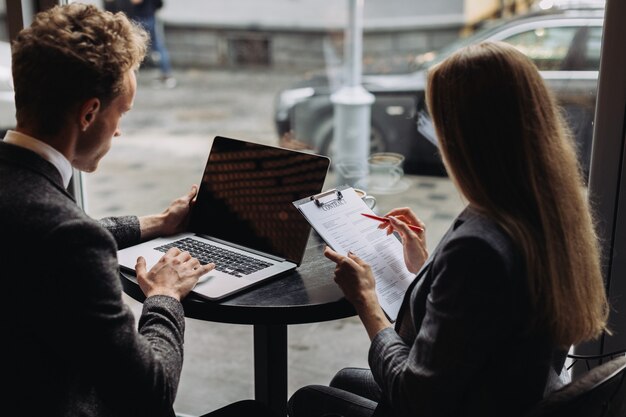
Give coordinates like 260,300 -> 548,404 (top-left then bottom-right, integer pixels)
195,234 -> 287,263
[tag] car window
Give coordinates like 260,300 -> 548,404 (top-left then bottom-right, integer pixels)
502,26 -> 580,71
411,19 -> 507,71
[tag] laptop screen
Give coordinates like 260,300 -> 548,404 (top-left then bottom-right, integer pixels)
190,136 -> 330,265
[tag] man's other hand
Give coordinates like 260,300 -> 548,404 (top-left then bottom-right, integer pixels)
138,185 -> 198,241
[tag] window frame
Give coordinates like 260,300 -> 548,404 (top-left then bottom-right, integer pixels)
581,0 -> 626,365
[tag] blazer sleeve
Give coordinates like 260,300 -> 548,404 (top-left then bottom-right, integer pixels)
368,236 -> 514,417
44,218 -> 184,417
99,215 -> 141,249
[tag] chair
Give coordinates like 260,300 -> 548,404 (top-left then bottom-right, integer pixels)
176,399 -> 279,417
524,355 -> 626,417
567,348 -> 626,371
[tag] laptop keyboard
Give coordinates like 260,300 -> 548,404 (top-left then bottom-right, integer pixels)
155,237 -> 272,278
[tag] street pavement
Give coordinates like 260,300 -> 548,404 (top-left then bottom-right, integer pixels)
86,68 -> 466,415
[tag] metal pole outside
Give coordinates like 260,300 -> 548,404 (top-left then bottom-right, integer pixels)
331,0 -> 375,188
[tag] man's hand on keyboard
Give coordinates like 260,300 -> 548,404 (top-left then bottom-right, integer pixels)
135,246 -> 215,301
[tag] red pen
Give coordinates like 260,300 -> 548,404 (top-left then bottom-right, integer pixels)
361,213 -> 424,232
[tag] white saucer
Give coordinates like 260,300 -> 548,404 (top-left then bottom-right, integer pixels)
355,178 -> 411,195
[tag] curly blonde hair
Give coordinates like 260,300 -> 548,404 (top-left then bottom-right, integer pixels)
12,3 -> 148,135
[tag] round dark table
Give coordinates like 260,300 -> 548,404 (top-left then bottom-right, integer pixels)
120,238 -> 356,416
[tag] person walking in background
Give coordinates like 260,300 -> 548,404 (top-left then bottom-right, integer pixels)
105,0 -> 176,88
287,41 -> 609,417
128,0 -> 177,88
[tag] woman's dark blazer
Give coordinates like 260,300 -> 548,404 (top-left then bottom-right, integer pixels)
369,207 -> 568,417
0,141 -> 184,417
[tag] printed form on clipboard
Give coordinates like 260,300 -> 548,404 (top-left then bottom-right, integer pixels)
293,186 -> 415,321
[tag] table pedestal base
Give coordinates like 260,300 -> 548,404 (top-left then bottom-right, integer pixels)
254,324 -> 288,416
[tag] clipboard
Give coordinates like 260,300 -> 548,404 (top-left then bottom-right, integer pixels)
293,184 -> 349,210
293,186 -> 415,321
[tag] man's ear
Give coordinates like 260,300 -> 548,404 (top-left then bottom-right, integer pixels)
79,98 -> 101,132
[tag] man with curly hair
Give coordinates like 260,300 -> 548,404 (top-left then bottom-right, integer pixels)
0,4 -> 272,416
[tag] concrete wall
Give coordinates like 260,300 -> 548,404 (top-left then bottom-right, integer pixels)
163,23 -> 462,71
156,0 -> 504,71
159,0 -> 467,31
0,0 -> 526,70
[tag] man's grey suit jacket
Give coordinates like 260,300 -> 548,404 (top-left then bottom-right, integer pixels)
0,140 -> 185,417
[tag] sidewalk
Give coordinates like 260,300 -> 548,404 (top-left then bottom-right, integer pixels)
86,68 -> 465,415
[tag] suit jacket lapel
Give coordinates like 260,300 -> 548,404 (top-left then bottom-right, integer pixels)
394,256 -> 432,324
394,258 -> 433,342
393,206 -> 471,340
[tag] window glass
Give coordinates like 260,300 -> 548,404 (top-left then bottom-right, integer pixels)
0,3 -> 14,137
0,5 -> 7,42
5,3 -> 605,413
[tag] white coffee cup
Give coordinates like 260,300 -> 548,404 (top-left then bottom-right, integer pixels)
368,152 -> 404,190
354,188 -> 376,209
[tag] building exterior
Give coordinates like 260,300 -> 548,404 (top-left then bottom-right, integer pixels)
154,0 -> 536,70
0,0 -> 536,69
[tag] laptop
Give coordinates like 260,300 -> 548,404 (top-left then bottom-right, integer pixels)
118,136 -> 330,300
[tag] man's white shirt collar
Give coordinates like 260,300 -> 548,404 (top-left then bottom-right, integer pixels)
4,130 -> 73,188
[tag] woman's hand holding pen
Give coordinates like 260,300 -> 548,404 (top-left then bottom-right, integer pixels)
379,208 -> 428,273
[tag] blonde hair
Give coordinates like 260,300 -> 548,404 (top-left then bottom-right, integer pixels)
12,3 -> 148,135
426,41 -> 608,346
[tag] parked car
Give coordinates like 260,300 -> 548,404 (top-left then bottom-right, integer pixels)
274,4 -> 604,177
0,40 -> 16,136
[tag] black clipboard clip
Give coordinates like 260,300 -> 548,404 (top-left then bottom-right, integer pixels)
311,188 -> 343,207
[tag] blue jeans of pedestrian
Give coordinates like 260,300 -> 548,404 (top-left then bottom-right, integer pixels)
134,14 -> 172,76
287,367 -> 391,417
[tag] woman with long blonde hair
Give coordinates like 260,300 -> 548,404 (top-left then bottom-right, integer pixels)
288,41 -> 609,417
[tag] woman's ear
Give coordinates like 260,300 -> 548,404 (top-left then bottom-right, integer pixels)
79,98 -> 101,132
